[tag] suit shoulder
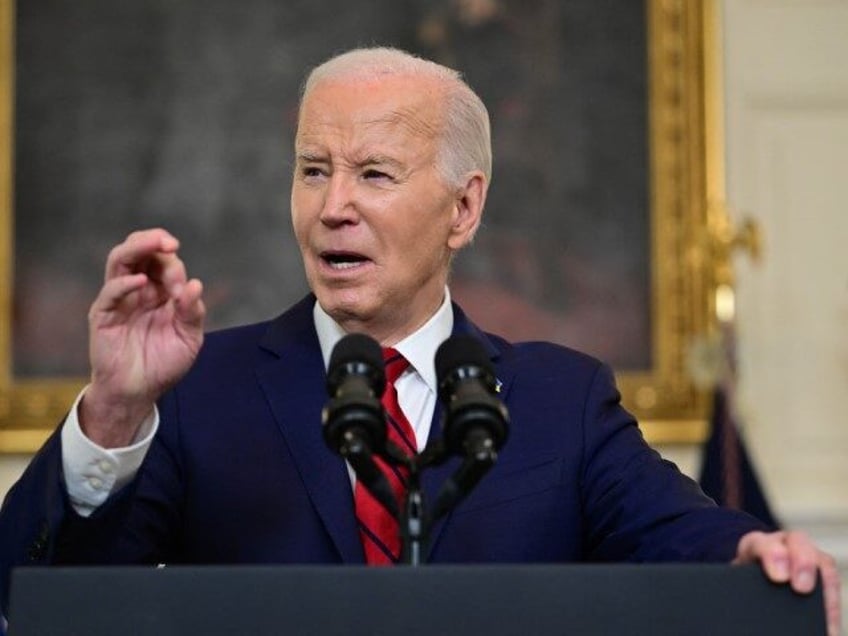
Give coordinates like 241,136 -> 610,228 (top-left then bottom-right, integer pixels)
488,334 -> 606,378
196,320 -> 273,362
196,294 -> 316,363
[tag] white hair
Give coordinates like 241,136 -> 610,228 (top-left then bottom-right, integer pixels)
300,47 -> 492,189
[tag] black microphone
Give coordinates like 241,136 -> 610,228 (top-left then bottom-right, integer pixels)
431,335 -> 509,519
322,333 -> 397,518
435,334 -> 509,456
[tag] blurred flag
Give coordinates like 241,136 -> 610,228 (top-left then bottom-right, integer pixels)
688,315 -> 780,529
698,384 -> 780,529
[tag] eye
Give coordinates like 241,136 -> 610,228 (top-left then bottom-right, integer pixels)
363,168 -> 392,181
302,166 -> 324,178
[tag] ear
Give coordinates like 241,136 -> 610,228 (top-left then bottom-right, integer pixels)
447,171 -> 487,250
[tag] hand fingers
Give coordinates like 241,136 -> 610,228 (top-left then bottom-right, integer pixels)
818,552 -> 842,636
758,534 -> 791,583
91,269 -> 202,326
104,230 -> 191,306
148,251 -> 189,297
89,273 -> 149,318
94,226 -> 203,326
174,278 -> 206,329
736,530 -> 842,635
784,531 -> 820,594
738,530 -> 819,591
105,229 -> 180,281
734,531 -> 791,582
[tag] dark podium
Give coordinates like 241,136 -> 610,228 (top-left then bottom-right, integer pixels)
8,564 -> 825,635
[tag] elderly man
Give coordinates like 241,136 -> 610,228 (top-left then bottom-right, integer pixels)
0,47 -> 840,633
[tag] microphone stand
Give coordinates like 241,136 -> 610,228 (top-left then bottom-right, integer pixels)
387,440 -> 497,566
385,444 -> 430,566
399,463 -> 426,566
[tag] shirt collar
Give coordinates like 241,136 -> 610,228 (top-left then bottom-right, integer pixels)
313,288 -> 454,395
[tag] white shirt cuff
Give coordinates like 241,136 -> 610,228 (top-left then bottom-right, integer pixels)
61,386 -> 158,517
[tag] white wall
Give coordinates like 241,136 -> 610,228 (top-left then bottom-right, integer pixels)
0,456 -> 32,502
722,0 -> 848,627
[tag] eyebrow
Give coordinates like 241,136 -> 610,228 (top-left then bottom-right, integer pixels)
295,152 -> 328,164
295,151 -> 406,172
358,154 -> 405,171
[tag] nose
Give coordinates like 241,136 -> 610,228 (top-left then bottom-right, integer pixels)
319,172 -> 359,227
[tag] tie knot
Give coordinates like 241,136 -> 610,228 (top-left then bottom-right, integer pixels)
382,348 -> 410,385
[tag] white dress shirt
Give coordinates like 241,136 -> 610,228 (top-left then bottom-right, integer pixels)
61,289 -> 454,516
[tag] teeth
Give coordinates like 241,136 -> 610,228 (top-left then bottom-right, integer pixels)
329,260 -> 362,270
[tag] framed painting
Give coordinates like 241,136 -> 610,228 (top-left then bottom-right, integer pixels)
0,0 -> 724,451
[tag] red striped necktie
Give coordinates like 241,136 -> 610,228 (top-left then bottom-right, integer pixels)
354,348 -> 417,565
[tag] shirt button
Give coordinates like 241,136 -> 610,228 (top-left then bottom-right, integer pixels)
88,476 -> 103,490
99,460 -> 114,474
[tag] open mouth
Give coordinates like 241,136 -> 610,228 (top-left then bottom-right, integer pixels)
321,251 -> 371,270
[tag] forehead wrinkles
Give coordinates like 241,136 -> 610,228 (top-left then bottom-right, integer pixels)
366,103 -> 442,142
296,79 -> 446,152
298,106 -> 443,152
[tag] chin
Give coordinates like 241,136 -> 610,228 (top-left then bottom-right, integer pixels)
316,288 -> 374,324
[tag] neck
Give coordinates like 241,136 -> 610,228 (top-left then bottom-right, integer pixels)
339,295 -> 446,347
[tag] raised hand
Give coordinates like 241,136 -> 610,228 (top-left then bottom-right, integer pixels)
80,229 -> 206,448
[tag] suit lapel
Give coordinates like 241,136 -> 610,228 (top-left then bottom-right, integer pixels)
252,297 -> 512,564
421,303 -> 514,559
254,297 -> 364,563
420,406 -> 459,556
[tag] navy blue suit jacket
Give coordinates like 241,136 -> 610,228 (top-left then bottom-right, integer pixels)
0,296 -> 764,610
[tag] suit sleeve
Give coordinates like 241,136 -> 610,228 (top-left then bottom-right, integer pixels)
0,427 -> 69,613
0,391 -> 185,614
578,363 -> 767,562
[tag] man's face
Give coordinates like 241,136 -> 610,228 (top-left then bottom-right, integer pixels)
291,75 -> 477,344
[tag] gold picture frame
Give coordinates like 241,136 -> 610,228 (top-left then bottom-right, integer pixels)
0,0 -> 724,452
